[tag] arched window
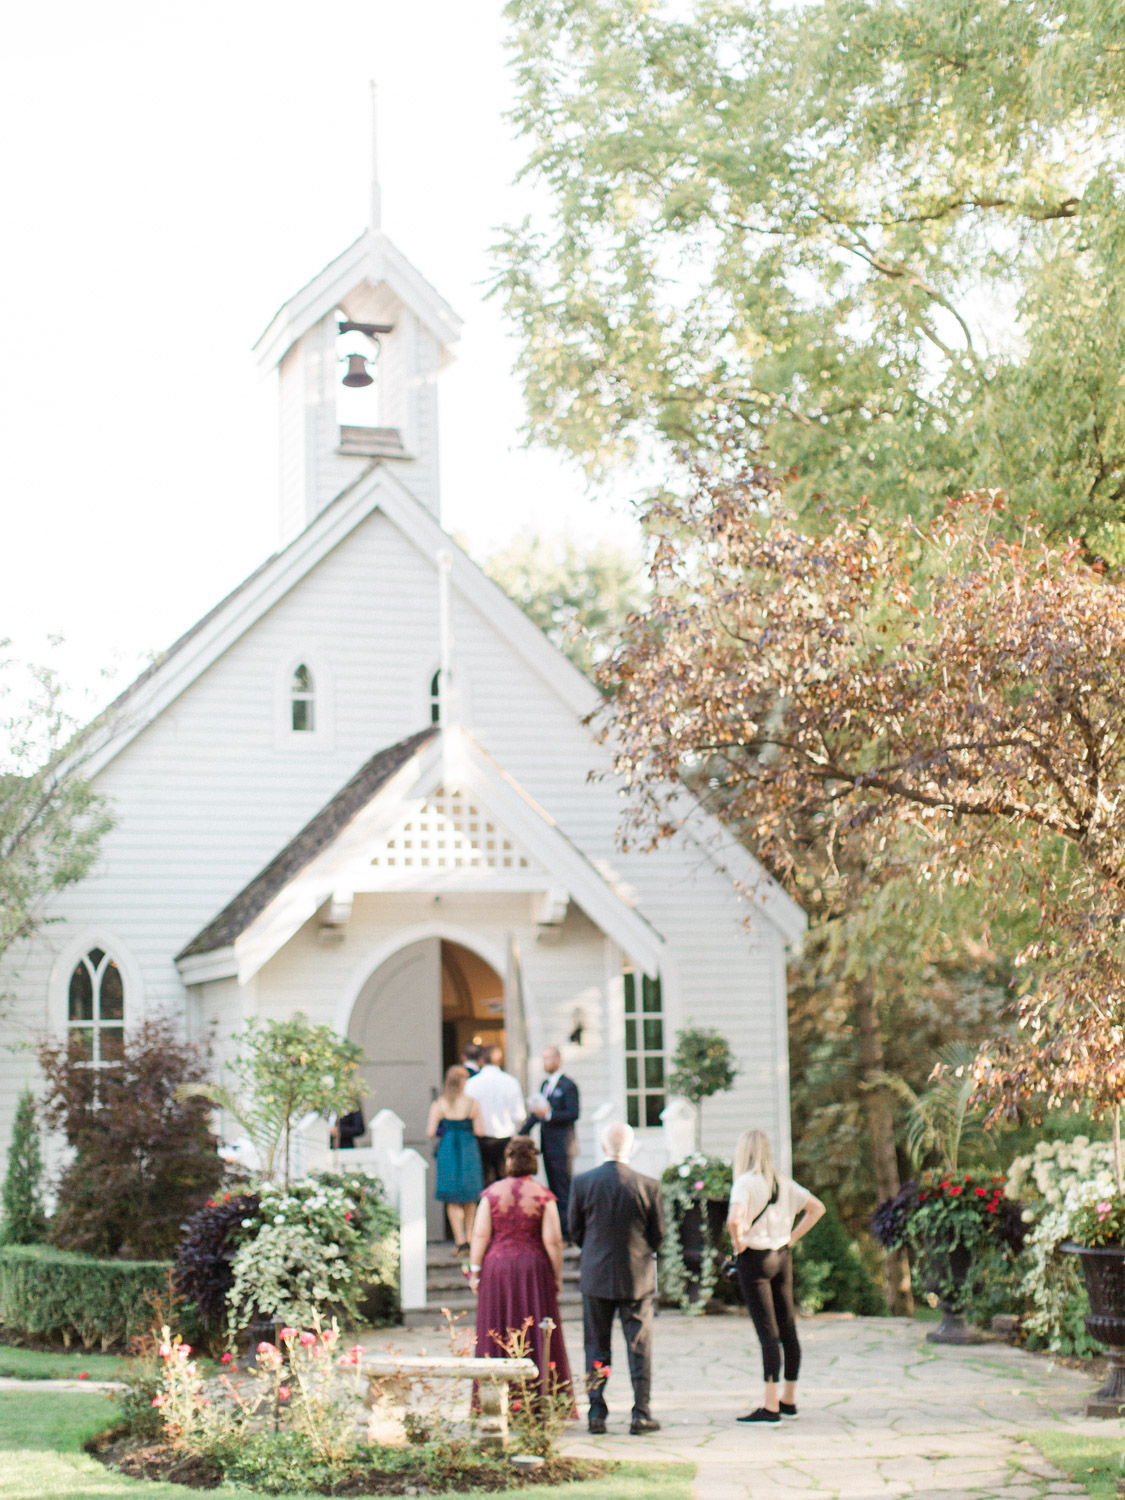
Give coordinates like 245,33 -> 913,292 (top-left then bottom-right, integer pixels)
429,669 -> 441,725
68,948 -> 125,1065
291,664 -> 315,732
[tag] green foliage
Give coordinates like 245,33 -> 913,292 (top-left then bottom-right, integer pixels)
0,652 -> 113,962
792,1197 -> 885,1316
659,1153 -> 732,1311
480,532 -> 645,675
498,0 -> 1125,549
180,1014 -> 365,1186
0,1244 -> 170,1349
39,1018 -> 223,1259
1070,1197 -> 1125,1248
880,1044 -> 990,1176
0,1087 -> 47,1245
0,1343 -> 125,1380
668,1028 -> 739,1106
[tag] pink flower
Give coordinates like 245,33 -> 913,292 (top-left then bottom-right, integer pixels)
174,1344 -> 192,1361
278,1385 -> 290,1400
78,1372 -> 89,1381
320,1329 -> 338,1346
278,1327 -> 298,1343
151,1394 -> 165,1408
220,1352 -> 233,1365
1097,1201 -> 1113,1216
158,1343 -> 172,1359
693,1180 -> 704,1191
299,1331 -> 317,1346
344,1211 -> 353,1220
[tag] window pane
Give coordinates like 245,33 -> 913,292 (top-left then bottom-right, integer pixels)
644,1055 -> 664,1089
99,1026 -> 125,1064
643,1018 -> 663,1051
88,948 -> 106,969
624,1018 -> 637,1052
626,1095 -> 639,1127
68,962 -> 93,1022
99,962 -> 124,1021
69,1027 -> 94,1061
291,698 -> 312,732
625,1056 -> 638,1090
623,973 -> 636,1014
642,977 -> 662,1013
293,664 -> 312,692
644,1094 -> 664,1128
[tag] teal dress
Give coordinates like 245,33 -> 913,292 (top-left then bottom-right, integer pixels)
435,1116 -> 484,1203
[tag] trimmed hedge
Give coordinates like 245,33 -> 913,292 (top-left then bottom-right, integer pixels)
0,1244 -> 170,1349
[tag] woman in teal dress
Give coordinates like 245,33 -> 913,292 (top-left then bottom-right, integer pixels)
426,1065 -> 485,1253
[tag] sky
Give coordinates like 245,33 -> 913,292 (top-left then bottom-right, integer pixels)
0,1 -> 639,715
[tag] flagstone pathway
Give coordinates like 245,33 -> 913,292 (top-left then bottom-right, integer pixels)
362,1309 -> 1118,1499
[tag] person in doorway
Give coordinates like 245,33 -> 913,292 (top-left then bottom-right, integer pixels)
461,1042 -> 482,1077
465,1045 -> 525,1187
726,1128 -> 825,1426
522,1045 -> 580,1231
567,1121 -> 663,1435
426,1065 -> 485,1254
468,1135 -> 576,1415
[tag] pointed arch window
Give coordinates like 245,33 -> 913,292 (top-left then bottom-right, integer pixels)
429,670 -> 442,725
291,664 -> 315,732
68,948 -> 125,1065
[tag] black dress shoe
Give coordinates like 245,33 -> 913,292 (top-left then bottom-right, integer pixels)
587,1417 -> 606,1434
629,1416 -> 661,1435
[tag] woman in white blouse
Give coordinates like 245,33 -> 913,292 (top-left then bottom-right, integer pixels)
726,1129 -> 825,1426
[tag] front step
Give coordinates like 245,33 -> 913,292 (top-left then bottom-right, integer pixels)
403,1242 -> 582,1330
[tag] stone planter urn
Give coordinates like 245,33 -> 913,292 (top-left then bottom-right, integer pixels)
920,1243 -> 985,1345
1063,1241 -> 1125,1417
679,1200 -> 729,1303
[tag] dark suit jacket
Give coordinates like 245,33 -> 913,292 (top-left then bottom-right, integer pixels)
568,1160 -> 664,1300
521,1074 -> 580,1161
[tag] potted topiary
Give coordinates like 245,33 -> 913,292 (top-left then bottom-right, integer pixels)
659,1152 -> 733,1312
1063,1197 -> 1125,1417
668,1027 -> 740,1151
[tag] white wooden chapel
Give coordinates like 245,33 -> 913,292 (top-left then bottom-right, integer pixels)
0,102 -> 804,1290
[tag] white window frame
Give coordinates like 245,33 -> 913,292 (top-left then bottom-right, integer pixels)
273,650 -> 335,752
48,928 -> 141,1047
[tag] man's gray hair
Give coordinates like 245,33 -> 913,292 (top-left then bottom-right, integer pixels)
601,1121 -> 635,1160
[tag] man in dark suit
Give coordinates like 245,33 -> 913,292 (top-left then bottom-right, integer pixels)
568,1121 -> 664,1435
521,1045 -> 580,1230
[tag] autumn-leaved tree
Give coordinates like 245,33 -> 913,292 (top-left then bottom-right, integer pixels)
598,475 -> 1125,1183
499,0 -> 1125,547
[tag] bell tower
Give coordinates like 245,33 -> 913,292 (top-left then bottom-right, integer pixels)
254,86 -> 462,544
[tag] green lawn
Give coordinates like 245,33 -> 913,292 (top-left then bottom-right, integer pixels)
0,1391 -> 694,1500
1028,1429 -> 1125,1499
0,1345 -> 128,1381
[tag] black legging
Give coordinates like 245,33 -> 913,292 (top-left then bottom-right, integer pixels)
737,1246 -> 800,1383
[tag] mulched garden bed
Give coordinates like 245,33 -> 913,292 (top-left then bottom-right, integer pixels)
87,1429 -> 611,1494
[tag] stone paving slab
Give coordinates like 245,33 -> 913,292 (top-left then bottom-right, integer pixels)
361,1309 -> 1119,1499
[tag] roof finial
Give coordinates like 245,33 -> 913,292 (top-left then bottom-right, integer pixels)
369,79 -> 382,234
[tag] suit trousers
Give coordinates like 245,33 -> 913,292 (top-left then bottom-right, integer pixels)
478,1137 -> 510,1187
543,1148 -> 572,1231
582,1293 -> 654,1420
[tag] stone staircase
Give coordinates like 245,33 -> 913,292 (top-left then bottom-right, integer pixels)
402,1243 -> 583,1330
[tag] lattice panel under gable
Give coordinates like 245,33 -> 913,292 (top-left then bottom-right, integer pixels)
370,787 -> 534,872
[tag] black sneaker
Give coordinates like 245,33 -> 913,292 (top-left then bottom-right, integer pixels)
736,1407 -> 780,1425
779,1401 -> 798,1419
629,1416 -> 661,1435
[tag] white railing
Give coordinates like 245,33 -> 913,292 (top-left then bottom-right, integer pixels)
290,1109 -> 429,1310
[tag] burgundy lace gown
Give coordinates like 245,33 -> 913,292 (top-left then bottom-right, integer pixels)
475,1175 -> 576,1414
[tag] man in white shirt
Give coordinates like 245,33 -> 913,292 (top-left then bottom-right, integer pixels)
465,1045 -> 525,1185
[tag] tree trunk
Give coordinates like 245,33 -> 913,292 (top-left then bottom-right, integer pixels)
855,979 -> 914,1316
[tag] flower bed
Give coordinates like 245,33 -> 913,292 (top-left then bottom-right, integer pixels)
0,1244 -> 170,1350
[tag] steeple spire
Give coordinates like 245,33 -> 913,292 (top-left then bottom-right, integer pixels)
369,79 -> 382,234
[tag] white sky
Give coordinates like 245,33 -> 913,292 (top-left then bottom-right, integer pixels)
0,1 -> 639,714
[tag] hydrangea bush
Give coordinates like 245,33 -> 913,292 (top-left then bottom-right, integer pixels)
1006,1136 -> 1116,1354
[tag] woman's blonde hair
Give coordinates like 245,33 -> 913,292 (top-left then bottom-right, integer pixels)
443,1064 -> 468,1103
733,1128 -> 778,1196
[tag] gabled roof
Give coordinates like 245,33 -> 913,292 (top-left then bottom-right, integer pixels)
176,727 -> 438,961
175,725 -> 666,985
253,229 -> 463,370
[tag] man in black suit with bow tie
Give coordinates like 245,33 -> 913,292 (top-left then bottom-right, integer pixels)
521,1044 -> 580,1232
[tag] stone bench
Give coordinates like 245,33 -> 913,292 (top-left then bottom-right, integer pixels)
361,1354 -> 539,1451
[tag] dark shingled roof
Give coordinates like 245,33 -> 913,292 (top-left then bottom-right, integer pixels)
176,726 -> 438,961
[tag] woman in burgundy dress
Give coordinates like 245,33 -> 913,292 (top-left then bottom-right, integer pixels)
468,1135 -> 576,1414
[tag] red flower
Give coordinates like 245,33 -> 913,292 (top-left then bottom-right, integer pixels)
919,1193 -> 927,1201
278,1385 -> 290,1400
987,1204 -> 999,1213
220,1353 -> 233,1365
974,1187 -> 987,1197
949,1186 -> 963,1196
78,1372 -> 88,1380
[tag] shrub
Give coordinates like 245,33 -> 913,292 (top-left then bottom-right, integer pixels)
668,1027 -> 739,1148
174,1192 -> 261,1344
0,1244 -> 170,1348
39,1018 -> 223,1259
792,1196 -> 885,1316
0,1087 -> 47,1244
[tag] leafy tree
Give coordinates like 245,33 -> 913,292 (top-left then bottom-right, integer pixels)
179,1014 -> 365,1188
481,531 -> 645,675
0,1086 -> 47,1245
668,1026 -> 739,1149
596,475 -> 1125,1185
0,651 -> 113,963
498,0 -> 1125,547
39,1019 -> 223,1259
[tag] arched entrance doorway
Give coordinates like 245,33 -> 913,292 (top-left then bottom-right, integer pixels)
348,937 -> 507,1238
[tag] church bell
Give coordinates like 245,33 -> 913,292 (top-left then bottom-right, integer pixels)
342,353 -> 374,388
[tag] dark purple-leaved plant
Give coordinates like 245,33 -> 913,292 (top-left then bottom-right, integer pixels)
175,1192 -> 260,1339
